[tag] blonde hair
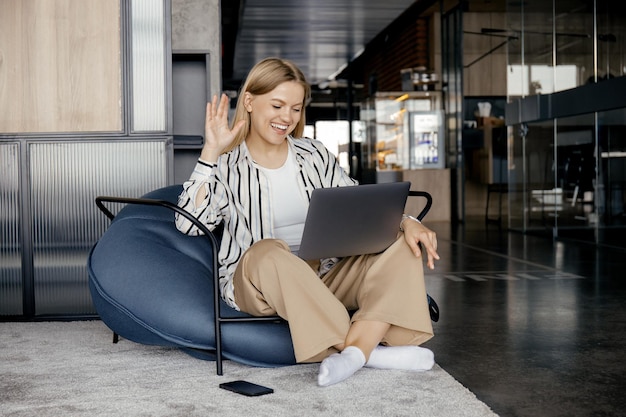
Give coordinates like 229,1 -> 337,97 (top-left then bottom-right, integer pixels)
223,57 -> 311,153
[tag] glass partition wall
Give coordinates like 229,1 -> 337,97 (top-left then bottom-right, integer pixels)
505,0 -> 626,249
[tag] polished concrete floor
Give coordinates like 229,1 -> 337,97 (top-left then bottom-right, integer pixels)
421,216 -> 626,417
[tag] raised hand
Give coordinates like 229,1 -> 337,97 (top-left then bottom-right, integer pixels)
200,94 -> 246,162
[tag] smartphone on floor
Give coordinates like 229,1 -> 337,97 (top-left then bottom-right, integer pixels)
219,380 -> 274,396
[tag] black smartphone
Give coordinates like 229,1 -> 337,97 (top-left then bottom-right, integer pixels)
219,380 -> 274,397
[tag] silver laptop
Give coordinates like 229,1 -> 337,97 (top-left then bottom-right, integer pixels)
296,181 -> 410,260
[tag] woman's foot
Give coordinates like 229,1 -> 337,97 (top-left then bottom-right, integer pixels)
317,346 -> 366,387
365,345 -> 435,371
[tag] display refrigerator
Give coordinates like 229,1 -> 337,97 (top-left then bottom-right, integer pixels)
361,91 -> 444,183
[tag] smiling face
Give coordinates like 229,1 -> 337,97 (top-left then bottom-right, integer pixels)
244,81 -> 305,150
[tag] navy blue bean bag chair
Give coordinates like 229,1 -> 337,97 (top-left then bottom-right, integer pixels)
87,185 -> 297,370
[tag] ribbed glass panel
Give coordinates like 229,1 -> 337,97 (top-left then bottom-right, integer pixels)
131,0 -> 167,132
0,143 -> 22,316
30,140 -> 168,315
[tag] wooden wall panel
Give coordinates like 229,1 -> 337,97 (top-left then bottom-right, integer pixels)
0,0 -> 122,134
463,12 -> 507,96
403,168 -> 451,222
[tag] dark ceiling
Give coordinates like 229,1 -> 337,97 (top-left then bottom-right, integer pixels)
220,0 -> 430,91
220,0 -> 618,96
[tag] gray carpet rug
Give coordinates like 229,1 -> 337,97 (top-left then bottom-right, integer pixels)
0,321 -> 497,416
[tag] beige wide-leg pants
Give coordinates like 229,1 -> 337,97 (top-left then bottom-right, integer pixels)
232,236 -> 434,363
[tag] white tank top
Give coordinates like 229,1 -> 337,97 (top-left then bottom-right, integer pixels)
256,146 -> 308,252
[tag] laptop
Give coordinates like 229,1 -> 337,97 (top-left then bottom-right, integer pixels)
296,181 -> 411,260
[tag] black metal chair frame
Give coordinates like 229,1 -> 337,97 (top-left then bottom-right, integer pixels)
94,190 -> 432,376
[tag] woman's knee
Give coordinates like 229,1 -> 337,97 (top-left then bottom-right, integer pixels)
242,239 -> 290,264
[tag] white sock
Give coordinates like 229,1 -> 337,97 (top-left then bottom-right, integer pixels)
365,345 -> 435,371
317,346 -> 366,387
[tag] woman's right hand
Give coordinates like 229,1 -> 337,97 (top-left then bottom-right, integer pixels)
200,93 -> 246,162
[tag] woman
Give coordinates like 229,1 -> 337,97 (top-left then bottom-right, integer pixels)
175,57 -> 440,387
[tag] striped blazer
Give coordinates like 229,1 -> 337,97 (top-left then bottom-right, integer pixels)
175,136 -> 358,309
